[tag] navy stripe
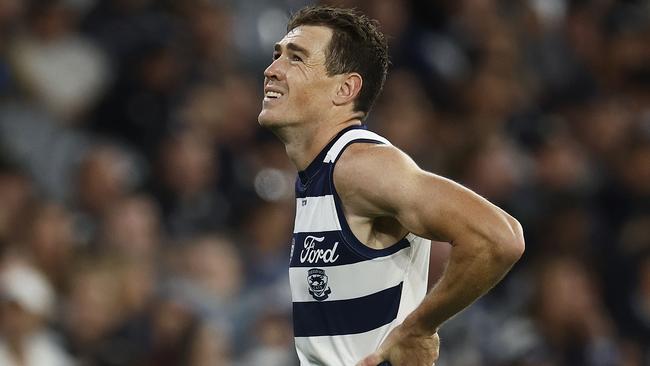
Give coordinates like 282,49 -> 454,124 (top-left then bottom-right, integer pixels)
295,171 -> 333,198
290,231 -> 362,267
290,231 -> 410,267
293,282 -> 403,337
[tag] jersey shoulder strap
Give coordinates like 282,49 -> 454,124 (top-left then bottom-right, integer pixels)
324,129 -> 390,164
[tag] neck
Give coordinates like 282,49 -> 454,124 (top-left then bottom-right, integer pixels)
272,116 -> 363,171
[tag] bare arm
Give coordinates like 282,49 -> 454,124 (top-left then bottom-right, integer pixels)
335,143 -> 525,337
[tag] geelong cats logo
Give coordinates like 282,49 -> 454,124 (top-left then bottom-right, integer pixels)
307,268 -> 331,301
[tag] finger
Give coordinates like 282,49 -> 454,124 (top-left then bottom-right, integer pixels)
432,332 -> 441,360
355,353 -> 385,366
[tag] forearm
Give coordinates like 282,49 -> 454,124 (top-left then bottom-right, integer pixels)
402,226 -> 524,335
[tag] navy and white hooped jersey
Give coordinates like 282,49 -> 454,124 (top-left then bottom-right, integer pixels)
290,125 -> 431,365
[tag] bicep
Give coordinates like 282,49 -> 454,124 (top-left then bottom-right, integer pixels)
335,145 -> 515,245
394,171 -> 517,246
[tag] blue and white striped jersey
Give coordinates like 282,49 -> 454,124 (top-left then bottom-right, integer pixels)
289,125 -> 431,365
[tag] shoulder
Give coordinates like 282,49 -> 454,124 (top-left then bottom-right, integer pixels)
333,142 -> 421,216
334,142 -> 419,185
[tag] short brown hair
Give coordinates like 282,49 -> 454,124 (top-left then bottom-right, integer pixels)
287,6 -> 389,117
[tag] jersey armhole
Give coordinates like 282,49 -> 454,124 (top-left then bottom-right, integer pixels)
329,140 -> 411,260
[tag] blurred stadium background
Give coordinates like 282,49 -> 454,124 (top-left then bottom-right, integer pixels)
0,0 -> 648,365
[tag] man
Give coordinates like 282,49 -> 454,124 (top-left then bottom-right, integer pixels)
258,6 -> 525,366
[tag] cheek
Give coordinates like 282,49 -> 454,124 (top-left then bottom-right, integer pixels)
291,81 -> 330,111
293,91 -> 317,108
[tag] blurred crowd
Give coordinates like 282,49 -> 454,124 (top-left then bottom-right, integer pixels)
0,0 -> 648,365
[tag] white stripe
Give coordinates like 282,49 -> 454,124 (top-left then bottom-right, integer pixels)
294,195 -> 340,233
395,235 -> 431,323
289,246 -> 411,302
295,322 -> 394,365
324,130 -> 390,163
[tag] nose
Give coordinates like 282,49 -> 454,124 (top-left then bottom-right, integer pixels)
264,57 -> 285,81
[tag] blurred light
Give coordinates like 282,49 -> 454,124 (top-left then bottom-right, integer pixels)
257,8 -> 289,49
254,168 -> 293,202
423,34 -> 470,83
529,0 -> 566,27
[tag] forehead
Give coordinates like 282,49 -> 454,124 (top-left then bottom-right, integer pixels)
278,25 -> 333,55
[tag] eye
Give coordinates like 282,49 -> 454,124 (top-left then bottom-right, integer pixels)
272,52 -> 280,61
291,54 -> 303,62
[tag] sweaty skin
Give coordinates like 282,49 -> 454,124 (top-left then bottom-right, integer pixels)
259,24 -> 525,366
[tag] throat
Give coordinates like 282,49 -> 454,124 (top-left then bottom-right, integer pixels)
279,124 -> 330,172
286,142 -> 319,172
269,120 -> 364,173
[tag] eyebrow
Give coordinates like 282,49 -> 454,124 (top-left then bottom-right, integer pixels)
274,42 -> 311,57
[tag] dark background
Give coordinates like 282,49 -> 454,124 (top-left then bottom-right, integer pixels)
0,0 -> 648,365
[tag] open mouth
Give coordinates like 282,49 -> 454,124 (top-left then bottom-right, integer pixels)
263,86 -> 285,104
265,91 -> 283,99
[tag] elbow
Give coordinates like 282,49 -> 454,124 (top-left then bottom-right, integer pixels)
500,217 -> 525,265
487,216 -> 524,267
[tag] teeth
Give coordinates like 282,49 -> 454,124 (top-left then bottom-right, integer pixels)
266,91 -> 282,98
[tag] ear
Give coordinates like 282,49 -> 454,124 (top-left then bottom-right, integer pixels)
333,73 -> 362,106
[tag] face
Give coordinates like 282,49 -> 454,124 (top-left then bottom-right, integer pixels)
258,25 -> 339,129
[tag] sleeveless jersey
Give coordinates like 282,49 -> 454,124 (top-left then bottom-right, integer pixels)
289,125 -> 431,365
